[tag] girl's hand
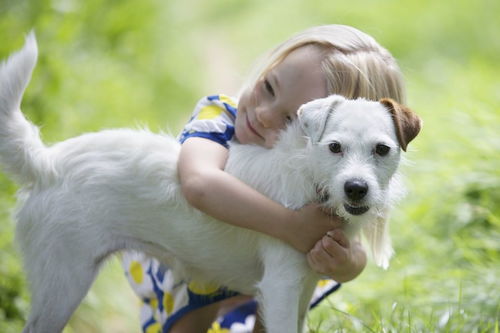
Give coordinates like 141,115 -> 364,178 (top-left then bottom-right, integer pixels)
284,204 -> 343,253
306,230 -> 367,283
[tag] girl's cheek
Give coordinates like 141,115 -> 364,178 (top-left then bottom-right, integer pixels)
234,115 -> 244,138
250,81 -> 262,102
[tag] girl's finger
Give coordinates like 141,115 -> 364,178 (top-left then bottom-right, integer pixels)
307,248 -> 330,275
326,229 -> 350,248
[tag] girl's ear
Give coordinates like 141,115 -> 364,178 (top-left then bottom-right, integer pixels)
380,98 -> 423,152
298,95 -> 345,143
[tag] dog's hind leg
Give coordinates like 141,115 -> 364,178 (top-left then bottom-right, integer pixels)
21,249 -> 101,333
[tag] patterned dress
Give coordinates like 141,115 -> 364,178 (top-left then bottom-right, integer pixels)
122,95 -> 341,333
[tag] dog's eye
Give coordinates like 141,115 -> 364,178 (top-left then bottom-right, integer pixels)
329,141 -> 342,154
375,144 -> 390,156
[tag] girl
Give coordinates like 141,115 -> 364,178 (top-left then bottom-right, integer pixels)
123,24 -> 406,333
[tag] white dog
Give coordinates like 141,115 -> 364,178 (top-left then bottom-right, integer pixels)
0,34 -> 421,333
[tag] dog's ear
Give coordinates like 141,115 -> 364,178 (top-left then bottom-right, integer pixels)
298,95 -> 345,143
380,98 -> 422,151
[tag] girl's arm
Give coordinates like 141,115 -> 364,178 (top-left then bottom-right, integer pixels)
178,137 -> 340,253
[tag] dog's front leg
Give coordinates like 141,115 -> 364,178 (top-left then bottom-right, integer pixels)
256,246 -> 311,333
257,270 -> 301,333
297,275 -> 319,332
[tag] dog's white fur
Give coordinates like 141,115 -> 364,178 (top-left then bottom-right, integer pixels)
0,34 -> 421,333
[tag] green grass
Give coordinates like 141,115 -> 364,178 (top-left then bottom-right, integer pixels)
0,0 -> 498,332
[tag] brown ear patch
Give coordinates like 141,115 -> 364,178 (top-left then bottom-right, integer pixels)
380,98 -> 422,151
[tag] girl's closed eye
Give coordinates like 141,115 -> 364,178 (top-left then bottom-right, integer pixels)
264,79 -> 275,97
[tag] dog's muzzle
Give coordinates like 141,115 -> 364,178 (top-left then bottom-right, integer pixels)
344,179 -> 370,215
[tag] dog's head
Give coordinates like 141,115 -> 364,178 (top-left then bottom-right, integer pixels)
297,95 -> 422,268
298,95 -> 422,154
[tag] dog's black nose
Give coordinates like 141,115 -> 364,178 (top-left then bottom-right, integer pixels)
344,179 -> 368,200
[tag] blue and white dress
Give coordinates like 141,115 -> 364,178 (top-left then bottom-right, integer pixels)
122,95 -> 341,333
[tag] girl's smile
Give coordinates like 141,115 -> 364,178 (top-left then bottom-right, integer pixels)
245,112 -> 264,140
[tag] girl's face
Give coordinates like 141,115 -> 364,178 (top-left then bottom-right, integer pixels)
236,46 -> 327,148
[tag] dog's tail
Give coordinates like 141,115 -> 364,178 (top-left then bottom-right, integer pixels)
0,32 -> 51,185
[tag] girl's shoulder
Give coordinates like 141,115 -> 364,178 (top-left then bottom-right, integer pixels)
179,94 -> 238,147
193,94 -> 238,119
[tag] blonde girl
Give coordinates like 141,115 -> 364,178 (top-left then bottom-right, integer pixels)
123,24 -> 405,333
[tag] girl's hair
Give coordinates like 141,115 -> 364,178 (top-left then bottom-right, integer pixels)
240,24 -> 406,104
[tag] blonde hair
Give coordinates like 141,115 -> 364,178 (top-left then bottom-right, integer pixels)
240,24 -> 406,104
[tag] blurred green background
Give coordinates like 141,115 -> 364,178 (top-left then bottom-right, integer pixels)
0,0 -> 498,332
